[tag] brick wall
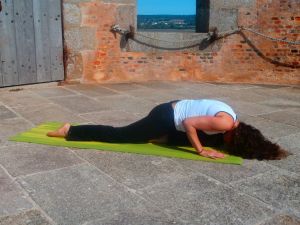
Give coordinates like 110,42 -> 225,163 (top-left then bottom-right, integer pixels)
62,0 -> 300,85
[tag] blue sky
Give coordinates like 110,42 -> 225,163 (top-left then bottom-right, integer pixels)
137,0 -> 196,15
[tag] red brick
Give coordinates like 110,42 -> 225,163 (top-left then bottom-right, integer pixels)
64,0 -> 300,85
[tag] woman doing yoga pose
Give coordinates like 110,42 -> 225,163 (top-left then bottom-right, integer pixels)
47,99 -> 289,160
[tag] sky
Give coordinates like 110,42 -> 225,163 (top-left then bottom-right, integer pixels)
137,0 -> 196,15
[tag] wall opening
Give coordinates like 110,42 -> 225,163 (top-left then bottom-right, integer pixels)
137,0 -> 196,32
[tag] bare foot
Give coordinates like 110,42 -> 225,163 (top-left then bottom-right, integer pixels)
47,123 -> 71,138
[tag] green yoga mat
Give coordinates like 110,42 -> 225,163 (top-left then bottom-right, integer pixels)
9,122 -> 243,165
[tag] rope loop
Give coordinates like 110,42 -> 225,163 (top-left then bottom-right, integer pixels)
111,24 -> 300,49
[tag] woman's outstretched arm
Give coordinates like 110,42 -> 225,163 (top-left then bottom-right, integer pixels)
183,114 -> 235,159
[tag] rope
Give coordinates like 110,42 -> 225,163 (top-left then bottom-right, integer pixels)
241,27 -> 300,45
111,25 -> 300,48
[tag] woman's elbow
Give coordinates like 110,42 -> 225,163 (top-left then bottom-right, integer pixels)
183,119 -> 194,131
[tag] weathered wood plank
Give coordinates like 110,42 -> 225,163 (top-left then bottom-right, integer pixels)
49,0 -> 64,81
0,0 -> 19,87
14,0 -> 37,85
33,0 -> 52,82
1,0 -> 63,87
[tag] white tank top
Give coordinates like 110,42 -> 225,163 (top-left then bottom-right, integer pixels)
173,99 -> 237,134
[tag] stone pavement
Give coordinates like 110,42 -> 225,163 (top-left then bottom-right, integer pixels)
0,81 -> 299,225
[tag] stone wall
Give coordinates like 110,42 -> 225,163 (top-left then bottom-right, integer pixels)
62,0 -> 300,85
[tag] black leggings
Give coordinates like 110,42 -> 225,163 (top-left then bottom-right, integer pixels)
66,102 -> 177,143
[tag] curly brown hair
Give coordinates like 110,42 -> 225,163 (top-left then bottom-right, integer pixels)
227,122 -> 290,160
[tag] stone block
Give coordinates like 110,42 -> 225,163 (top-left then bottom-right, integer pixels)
101,82 -> 145,92
0,90 -> 51,108
0,167 -> 33,217
85,211 -> 179,225
252,87 -> 300,103
30,87 -> 77,98
116,4 -> 136,28
78,110 -> 141,126
124,88 -> 175,104
277,133 -> 300,152
260,110 -> 300,128
73,150 -> 190,190
19,163 -> 170,225
138,174 -> 274,224
258,214 -> 300,225
49,95 -> 108,114
0,210 -> 52,225
259,98 -> 300,112
232,170 -> 300,214
65,51 -> 83,80
227,100 -> 282,117
64,84 -> 118,97
64,27 -> 96,51
63,3 -> 81,26
266,150 -> 300,174
14,103 -> 88,125
0,118 -> 32,147
173,158 -> 274,184
0,144 -> 83,177
243,116 -> 300,140
0,105 -> 18,120
94,94 -> 153,114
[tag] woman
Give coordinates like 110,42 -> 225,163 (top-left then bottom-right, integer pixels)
47,99 -> 289,160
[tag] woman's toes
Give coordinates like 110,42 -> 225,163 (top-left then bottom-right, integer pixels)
47,123 -> 71,137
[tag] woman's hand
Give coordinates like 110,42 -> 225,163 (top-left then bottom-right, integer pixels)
198,148 -> 225,159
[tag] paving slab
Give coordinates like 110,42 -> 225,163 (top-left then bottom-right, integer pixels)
0,210 -> 52,225
249,86 -> 300,102
208,82 -> 260,90
14,103 -> 88,125
136,81 -> 185,90
243,116 -> 300,140
72,150 -> 190,190
266,149 -> 300,174
0,105 -> 18,120
0,118 -> 32,147
31,86 -> 78,98
225,99 -> 283,116
85,211 -> 179,225
137,174 -> 274,225
163,83 -> 234,100
0,166 -> 33,217
124,88 -> 176,104
49,95 -> 108,114
30,87 -> 78,98
1,81 -> 299,225
259,98 -> 300,111
277,133 -> 300,153
231,170 -> 300,216
18,163 -> 172,225
0,144 -> 83,177
79,110 -> 144,126
172,158 -> 274,184
258,214 -> 300,225
101,82 -> 147,92
95,95 -> 154,114
64,84 -> 119,98
0,90 -> 51,108
260,109 -> 300,128
223,89 -> 272,103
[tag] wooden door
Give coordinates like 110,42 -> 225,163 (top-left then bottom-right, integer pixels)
0,0 -> 64,87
